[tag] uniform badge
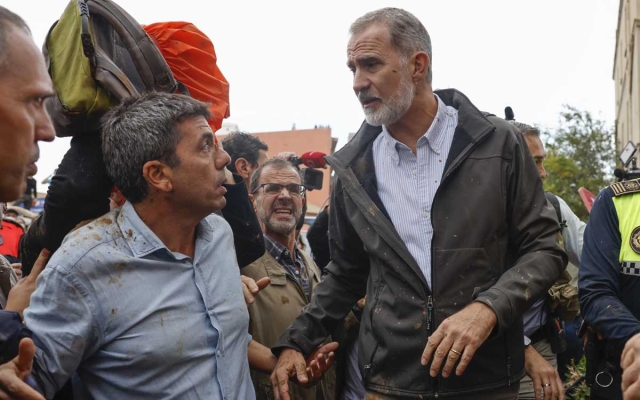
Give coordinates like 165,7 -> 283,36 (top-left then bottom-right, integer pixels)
611,180 -> 640,196
631,226 -> 640,254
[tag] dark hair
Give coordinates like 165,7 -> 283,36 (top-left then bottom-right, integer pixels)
102,92 -> 211,203
221,132 -> 268,173
249,158 -> 302,193
0,6 -> 30,71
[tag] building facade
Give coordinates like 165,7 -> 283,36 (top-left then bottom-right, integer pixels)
218,126 -> 338,215
614,0 -> 640,152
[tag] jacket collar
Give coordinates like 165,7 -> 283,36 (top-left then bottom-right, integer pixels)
329,88 -> 496,176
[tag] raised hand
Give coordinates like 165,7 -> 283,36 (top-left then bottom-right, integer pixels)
240,275 -> 270,306
0,338 -> 44,400
303,342 -> 338,387
6,250 -> 50,318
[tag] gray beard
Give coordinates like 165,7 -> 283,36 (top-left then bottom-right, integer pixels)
264,217 -> 297,235
363,73 -> 415,126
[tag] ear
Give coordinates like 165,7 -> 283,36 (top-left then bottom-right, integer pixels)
142,160 -> 174,194
235,158 -> 252,181
409,51 -> 430,82
249,193 -> 259,215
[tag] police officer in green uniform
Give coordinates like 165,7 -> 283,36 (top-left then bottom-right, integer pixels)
579,179 -> 640,400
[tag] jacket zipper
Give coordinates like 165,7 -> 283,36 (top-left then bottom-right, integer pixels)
363,281 -> 385,381
427,295 -> 439,396
426,296 -> 434,331
426,127 -> 492,398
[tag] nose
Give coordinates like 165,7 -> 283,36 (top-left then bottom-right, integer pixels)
352,68 -> 370,96
539,165 -> 548,180
277,186 -> 293,199
216,146 -> 231,169
35,103 -> 55,143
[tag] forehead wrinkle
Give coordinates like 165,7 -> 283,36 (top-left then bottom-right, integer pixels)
260,167 -> 301,185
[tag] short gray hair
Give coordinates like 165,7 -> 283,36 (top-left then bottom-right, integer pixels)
0,6 -> 30,72
350,7 -> 433,83
508,121 -> 540,139
102,92 -> 211,203
250,158 -> 302,193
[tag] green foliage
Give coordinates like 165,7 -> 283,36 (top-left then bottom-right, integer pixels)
541,106 -> 617,221
566,356 -> 590,399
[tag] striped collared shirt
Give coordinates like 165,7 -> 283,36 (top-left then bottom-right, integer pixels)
373,94 -> 458,289
264,235 -> 311,298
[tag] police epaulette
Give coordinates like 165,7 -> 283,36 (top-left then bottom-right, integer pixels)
610,180 -> 640,196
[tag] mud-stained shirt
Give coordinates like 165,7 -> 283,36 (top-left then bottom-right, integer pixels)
24,201 -> 254,400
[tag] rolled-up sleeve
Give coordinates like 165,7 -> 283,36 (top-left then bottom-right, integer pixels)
23,265 -> 103,398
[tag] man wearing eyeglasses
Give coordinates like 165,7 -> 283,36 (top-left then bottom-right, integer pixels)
243,157 -> 336,400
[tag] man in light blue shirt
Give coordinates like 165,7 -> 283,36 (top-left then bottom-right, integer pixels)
4,92 -> 254,399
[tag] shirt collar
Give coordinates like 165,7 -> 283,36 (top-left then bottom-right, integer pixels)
381,94 -> 451,161
117,201 -> 214,259
264,235 -> 296,263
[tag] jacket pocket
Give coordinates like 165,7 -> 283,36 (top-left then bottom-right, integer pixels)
433,248 -> 496,316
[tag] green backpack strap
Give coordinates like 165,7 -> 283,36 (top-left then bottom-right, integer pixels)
87,0 -> 176,93
43,0 -> 178,137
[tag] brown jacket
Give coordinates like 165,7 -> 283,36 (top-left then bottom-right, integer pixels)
243,250 -> 335,400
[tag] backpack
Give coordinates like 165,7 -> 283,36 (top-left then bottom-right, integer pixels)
544,192 -> 580,321
43,0 -> 180,137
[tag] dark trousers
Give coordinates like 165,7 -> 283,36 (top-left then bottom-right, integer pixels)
365,383 -> 520,399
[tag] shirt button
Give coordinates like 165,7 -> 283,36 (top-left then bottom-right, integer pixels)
422,210 -> 428,217
217,350 -> 222,357
412,170 -> 416,176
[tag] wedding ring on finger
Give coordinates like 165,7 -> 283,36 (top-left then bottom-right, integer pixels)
449,348 -> 462,356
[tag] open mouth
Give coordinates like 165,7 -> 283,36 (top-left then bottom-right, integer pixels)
361,98 -> 380,108
273,206 -> 293,215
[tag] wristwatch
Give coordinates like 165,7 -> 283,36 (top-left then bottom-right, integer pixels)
524,335 -> 531,349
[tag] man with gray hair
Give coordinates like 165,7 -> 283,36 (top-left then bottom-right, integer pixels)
0,92 -> 329,399
508,120 -> 585,400
243,157 -> 336,400
272,7 -> 565,400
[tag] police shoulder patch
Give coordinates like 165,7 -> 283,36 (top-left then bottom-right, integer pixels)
610,180 -> 640,196
631,226 -> 640,254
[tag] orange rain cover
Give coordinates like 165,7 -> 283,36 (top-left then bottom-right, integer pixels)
144,22 -> 230,131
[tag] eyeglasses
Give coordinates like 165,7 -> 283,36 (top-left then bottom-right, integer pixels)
252,183 -> 306,197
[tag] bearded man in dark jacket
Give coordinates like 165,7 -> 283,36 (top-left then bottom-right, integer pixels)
271,7 -> 566,400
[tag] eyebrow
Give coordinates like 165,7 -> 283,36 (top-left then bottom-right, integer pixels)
346,55 -> 381,69
200,132 -> 215,143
